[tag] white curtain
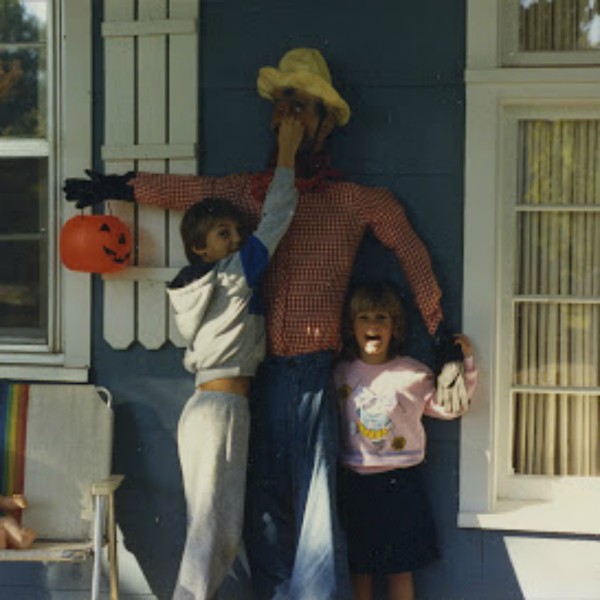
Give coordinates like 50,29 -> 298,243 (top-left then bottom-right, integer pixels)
519,0 -> 600,51
513,119 -> 600,476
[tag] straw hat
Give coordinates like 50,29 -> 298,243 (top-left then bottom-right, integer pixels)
257,48 -> 351,127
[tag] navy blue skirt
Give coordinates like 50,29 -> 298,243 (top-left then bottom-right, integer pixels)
338,465 -> 440,575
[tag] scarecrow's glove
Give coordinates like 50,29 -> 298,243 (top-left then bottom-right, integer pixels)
436,360 -> 469,414
432,321 -> 469,414
433,321 -> 464,372
63,169 -> 135,209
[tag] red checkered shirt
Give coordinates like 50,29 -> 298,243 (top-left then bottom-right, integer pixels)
132,172 -> 443,357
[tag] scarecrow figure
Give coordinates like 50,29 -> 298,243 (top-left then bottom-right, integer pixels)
65,48 -> 462,600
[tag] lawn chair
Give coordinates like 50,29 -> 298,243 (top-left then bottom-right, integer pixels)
0,383 -> 123,600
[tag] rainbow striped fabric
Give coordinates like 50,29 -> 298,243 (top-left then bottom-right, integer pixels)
0,383 -> 29,504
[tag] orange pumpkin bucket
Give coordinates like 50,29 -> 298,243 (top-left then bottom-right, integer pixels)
60,214 -> 133,273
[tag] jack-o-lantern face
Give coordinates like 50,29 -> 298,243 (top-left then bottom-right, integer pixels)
60,214 -> 133,273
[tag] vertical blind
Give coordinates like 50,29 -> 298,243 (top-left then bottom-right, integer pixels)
519,0 -> 600,51
513,119 -> 600,476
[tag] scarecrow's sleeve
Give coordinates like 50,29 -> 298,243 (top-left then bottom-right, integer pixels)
355,185 -> 443,335
131,171 -> 261,226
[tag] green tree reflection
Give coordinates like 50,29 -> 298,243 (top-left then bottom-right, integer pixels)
0,0 -> 45,137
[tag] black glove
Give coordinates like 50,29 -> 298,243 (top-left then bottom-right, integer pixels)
433,321 -> 464,374
63,169 -> 135,208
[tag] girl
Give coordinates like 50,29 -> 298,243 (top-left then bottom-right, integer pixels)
334,282 -> 477,600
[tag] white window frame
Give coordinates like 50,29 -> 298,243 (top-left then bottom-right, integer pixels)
0,0 -> 91,382
459,0 -> 600,535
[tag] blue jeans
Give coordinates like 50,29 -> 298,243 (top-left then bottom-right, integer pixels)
245,351 -> 351,600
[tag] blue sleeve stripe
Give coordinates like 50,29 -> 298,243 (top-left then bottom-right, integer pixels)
240,235 -> 269,287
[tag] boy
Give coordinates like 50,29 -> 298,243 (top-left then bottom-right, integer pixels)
167,118 -> 303,600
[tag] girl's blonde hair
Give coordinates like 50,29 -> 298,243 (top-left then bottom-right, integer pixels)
341,282 -> 406,361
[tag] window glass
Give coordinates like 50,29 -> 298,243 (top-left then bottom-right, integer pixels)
0,0 -> 49,347
0,0 -> 46,43
0,0 -> 48,137
0,158 -> 45,234
512,118 -> 600,477
519,0 -> 600,52
0,240 -> 45,342
0,46 -> 47,137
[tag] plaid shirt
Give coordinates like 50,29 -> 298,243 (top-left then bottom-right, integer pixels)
133,172 -> 443,357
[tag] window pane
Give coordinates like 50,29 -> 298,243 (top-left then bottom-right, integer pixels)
516,120 -> 600,296
516,212 -> 600,296
514,303 -> 599,388
0,240 -> 47,344
0,158 -> 45,234
0,45 -> 47,137
0,157 -> 48,345
512,118 -> 600,477
0,0 -> 47,44
518,120 -> 600,208
513,392 -> 600,475
519,0 -> 600,52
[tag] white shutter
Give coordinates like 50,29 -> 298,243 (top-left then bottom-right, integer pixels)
101,0 -> 199,349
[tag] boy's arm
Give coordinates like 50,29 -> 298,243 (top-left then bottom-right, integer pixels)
276,118 -> 303,169
238,118 -> 303,286
256,117 -> 303,249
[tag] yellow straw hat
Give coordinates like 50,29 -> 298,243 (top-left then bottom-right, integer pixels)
257,48 -> 351,127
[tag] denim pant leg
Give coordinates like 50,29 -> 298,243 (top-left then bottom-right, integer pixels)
245,352 -> 351,600
245,361 -> 296,598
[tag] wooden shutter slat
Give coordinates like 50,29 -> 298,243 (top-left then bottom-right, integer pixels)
102,0 -> 198,350
167,0 -> 199,346
101,143 -> 196,161
136,0 -> 169,350
102,18 -> 197,38
103,0 -> 136,350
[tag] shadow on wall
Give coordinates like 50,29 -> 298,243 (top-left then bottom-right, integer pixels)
92,312 -> 192,597
112,393 -> 187,599
414,433 -> 525,600
110,378 -> 252,600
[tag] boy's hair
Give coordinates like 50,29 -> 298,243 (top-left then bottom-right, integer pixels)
341,282 -> 406,361
180,198 -> 245,264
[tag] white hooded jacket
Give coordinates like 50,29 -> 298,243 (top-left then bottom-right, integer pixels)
167,168 -> 297,385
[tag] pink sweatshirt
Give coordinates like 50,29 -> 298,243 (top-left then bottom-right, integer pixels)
333,355 -> 477,474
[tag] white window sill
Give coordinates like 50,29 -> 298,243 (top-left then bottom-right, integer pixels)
458,498 -> 600,535
0,364 -> 89,383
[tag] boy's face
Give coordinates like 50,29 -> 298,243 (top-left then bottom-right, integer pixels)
353,310 -> 393,365
193,218 -> 243,263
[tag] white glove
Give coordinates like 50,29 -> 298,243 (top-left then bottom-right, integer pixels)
436,361 -> 469,414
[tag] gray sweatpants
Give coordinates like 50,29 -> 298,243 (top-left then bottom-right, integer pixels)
173,390 -> 250,600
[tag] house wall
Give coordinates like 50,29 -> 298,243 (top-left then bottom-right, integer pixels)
0,1 -> 550,598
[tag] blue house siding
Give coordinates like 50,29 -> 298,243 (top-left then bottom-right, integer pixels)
0,1 -> 537,598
